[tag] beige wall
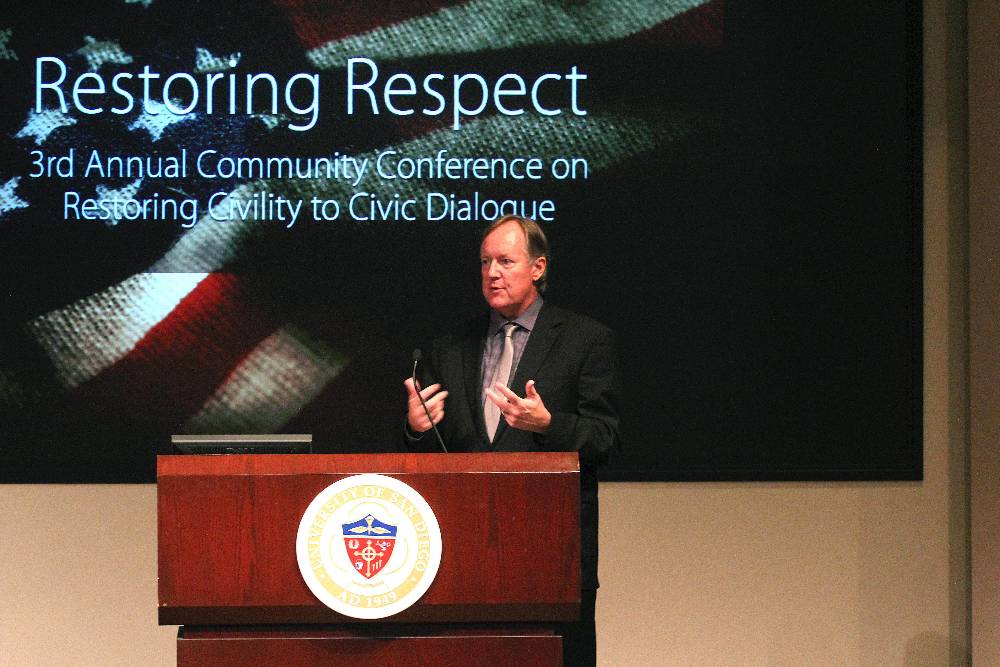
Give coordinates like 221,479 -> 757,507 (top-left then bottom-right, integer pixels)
0,486 -> 175,666
0,0 -> 982,665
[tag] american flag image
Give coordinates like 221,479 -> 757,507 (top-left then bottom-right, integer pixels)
0,0 -> 726,481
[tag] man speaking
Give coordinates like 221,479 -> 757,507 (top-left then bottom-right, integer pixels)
404,214 -> 621,665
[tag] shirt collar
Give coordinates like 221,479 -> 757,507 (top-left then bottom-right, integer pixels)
488,297 -> 543,336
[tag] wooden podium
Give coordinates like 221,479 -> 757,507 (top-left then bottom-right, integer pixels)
157,453 -> 580,665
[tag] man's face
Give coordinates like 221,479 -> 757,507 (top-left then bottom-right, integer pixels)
480,221 -> 546,319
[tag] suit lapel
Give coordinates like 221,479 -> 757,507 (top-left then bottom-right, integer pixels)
461,316 -> 490,448
493,304 -> 564,447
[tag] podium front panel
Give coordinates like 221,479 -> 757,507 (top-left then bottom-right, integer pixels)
157,453 -> 580,625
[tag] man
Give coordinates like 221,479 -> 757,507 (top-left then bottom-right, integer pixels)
404,214 -> 621,666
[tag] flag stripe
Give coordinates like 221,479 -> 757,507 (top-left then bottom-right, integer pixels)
26,272 -> 208,388
305,0 -> 711,68
286,111 -> 696,204
183,324 -> 346,432
633,0 -> 724,47
275,0 -> 470,50
74,273 -> 280,423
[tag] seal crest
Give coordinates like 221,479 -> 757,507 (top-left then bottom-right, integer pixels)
296,473 -> 442,619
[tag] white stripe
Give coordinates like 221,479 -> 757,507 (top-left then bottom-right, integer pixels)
283,111 -> 692,207
183,325 -> 346,432
307,0 -> 709,68
150,185 -> 262,272
26,272 -> 207,388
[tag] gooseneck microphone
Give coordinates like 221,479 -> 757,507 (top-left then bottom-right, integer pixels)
412,349 -> 448,453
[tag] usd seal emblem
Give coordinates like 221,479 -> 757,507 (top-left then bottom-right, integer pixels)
296,474 -> 442,619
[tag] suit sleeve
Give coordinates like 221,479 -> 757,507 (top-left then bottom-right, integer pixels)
534,326 -> 621,463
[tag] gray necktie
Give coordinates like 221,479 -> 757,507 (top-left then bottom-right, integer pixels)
485,322 -> 516,441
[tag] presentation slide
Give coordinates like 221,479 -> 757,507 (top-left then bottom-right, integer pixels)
0,1 -> 921,482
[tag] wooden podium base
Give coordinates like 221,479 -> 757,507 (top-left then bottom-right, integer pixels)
178,625 -> 562,666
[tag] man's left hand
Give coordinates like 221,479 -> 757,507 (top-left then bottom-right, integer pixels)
485,380 -> 552,433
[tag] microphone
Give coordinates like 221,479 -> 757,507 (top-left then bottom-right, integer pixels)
412,349 -> 448,453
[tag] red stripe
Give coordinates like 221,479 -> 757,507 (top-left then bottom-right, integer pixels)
74,273 -> 279,424
274,0 -> 471,50
633,0 -> 725,47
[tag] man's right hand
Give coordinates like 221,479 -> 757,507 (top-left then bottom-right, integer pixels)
404,378 -> 448,433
